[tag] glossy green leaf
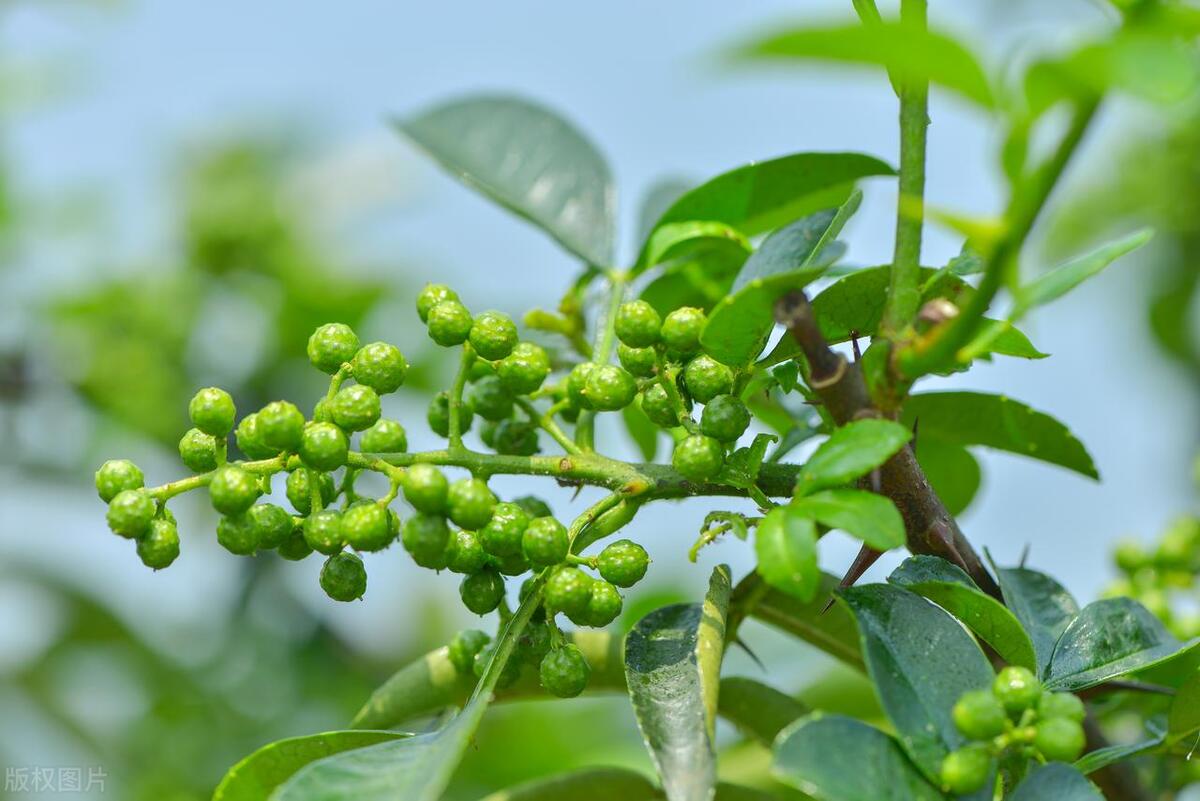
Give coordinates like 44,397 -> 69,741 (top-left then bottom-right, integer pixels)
637,221 -> 751,274
1012,229 -> 1152,318
741,21 -> 994,107
839,584 -> 993,782
1074,736 -> 1164,776
479,767 -> 663,801
397,94 -> 615,266
1168,669 -> 1200,744
748,573 -> 864,671
718,677 -> 810,746
888,556 -> 1037,671
755,506 -> 820,603
792,489 -> 905,551
640,256 -> 744,315
991,561 -> 1081,678
1046,598 -> 1200,692
1007,763 -> 1103,801
772,713 -> 943,801
625,565 -> 732,801
796,419 -> 912,495
214,731 -> 409,801
913,438 -> 981,516
900,392 -> 1098,480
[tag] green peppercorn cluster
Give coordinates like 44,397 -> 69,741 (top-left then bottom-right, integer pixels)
940,667 -> 1087,795
1104,515 -> 1200,640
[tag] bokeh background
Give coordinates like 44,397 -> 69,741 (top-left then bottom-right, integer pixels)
2,0 -> 1197,798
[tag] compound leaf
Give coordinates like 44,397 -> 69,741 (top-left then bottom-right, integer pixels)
755,506 -> 820,603
792,489 -> 905,551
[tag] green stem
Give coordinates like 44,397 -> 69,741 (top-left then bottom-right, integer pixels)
654,349 -> 698,433
566,491 -> 625,551
447,344 -> 475,451
515,397 -> 582,456
575,269 -> 628,452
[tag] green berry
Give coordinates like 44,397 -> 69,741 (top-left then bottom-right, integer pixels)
351,341 -> 408,394
303,510 -> 344,555
467,375 -> 514,421
177,428 -> 218,472
312,397 -> 333,423
447,629 -> 491,674
467,360 -> 497,382
285,469 -> 335,515
518,622 -> 553,661
245,503 -> 294,550
614,300 -> 662,348
539,645 -> 590,698
342,503 -> 394,552
597,539 -> 650,588
583,364 -> 637,411
660,306 -> 706,357
953,689 -> 1008,741
416,283 -> 458,323
521,517 -> 569,568
480,502 -> 530,557
497,342 -> 551,395
320,552 -> 367,602
360,418 -> 408,453
1113,538 -> 1149,573
258,401 -> 305,451
993,666 -> 1042,714
188,387 -> 236,437
673,435 -> 724,482
494,551 -> 531,576
427,299 -> 473,347
427,390 -> 473,438
701,395 -> 750,442
106,489 -> 155,538
1033,717 -> 1086,762
566,363 -> 595,409
330,384 -> 381,432
277,529 -> 313,561
583,580 -> 623,627
307,323 -> 359,374
402,463 -> 449,514
95,459 -> 144,503
940,745 -> 991,796
469,310 -> 518,360
683,355 -> 734,403
460,569 -> 506,615
514,496 -> 554,519
217,514 -> 259,555
208,466 -> 261,516
618,343 -> 657,378
640,383 -> 679,428
299,422 -> 349,471
137,517 -> 180,569
446,529 -> 489,574
545,566 -> 593,619
492,419 -> 540,456
446,478 -> 496,530
401,513 -> 450,569
235,413 -> 280,460
1038,692 -> 1085,723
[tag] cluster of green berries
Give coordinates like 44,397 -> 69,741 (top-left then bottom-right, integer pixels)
940,666 -> 1087,795
446,626 -> 593,700
1106,515 -> 1200,640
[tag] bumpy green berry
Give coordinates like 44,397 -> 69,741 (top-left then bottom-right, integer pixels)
683,355 -> 734,403
940,745 -> 991,795
597,539 -> 650,587
447,478 -> 496,530
427,299 -> 473,346
584,364 -> 637,412
518,622 -> 553,661
618,343 -> 657,378
497,342 -> 551,394
351,341 -> 408,394
640,383 -> 679,428
137,517 -> 180,569
257,401 -> 305,451
540,644 -> 590,698
469,310 -> 518,360
673,435 -> 724,482
1033,717 -> 1086,762
583,580 -> 623,627
342,503 -> 394,552
217,514 -> 259,555
701,395 -> 750,442
447,629 -> 491,674
320,552 -> 367,602
307,323 -> 359,374
176,428 -> 217,472
1038,692 -> 1086,723
446,529 -> 489,574
1113,538 -> 1149,573
480,502 -> 530,557
277,529 -> 313,561
401,513 -> 450,569
303,510 -> 344,555
615,300 -> 662,348
566,363 -> 595,409
360,418 -> 408,453
492,419 -> 540,456
514,495 -> 554,519
521,517 -> 569,568
312,397 -> 333,423
285,469 -> 336,515
545,566 -> 593,619
299,422 -> 349,471
208,465 -> 260,516
246,503 -> 294,550
188,387 -> 236,437
660,306 -> 706,357
953,689 -> 1007,740
417,284 -> 459,323
330,384 -> 381,432
468,375 -> 514,421
235,413 -> 280,460
427,391 -> 473,437
106,489 -> 155,538
402,463 -> 449,514
993,666 -> 1042,714
460,568 -> 506,614
96,459 -> 144,503
495,552 -> 532,576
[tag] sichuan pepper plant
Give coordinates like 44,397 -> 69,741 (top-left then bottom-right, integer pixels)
93,3 -> 1200,800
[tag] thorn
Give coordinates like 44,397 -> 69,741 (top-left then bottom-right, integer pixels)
733,637 -> 766,671
570,485 -> 584,502
1019,543 -> 1030,568
850,330 -> 862,362
828,544 -> 884,608
912,417 -> 920,451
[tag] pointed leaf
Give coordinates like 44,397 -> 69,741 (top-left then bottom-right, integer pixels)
797,419 -> 912,495
755,506 -> 820,603
1007,763 -> 1103,801
792,489 -> 905,551
637,221 -> 751,274
746,573 -> 863,671
625,565 -> 732,801
913,438 -> 980,516
479,767 -> 663,801
992,561 -> 1081,678
718,677 -> 810,746
397,94 -> 615,266
1013,228 -> 1152,318
640,255 -> 744,315
1074,736 -> 1164,776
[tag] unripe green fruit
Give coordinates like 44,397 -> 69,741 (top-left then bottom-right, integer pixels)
137,517 -> 180,569
673,435 -> 724,482
427,391 -> 474,437
403,463 -> 449,514
351,341 -> 408,394
480,502 -> 531,557
1113,538 -> 1149,573
447,478 -> 497,530
285,469 -> 336,515
299,422 -> 349,471
597,539 -> 650,588
566,363 -> 595,409
492,419 -> 540,456
235,413 -> 280,460
582,580 -> 623,627
209,466 -> 261,516
416,283 -> 459,323
447,629 -> 491,674
254,402 -> 303,452
584,364 -> 637,411
246,503 -> 294,550
277,529 -> 314,561
107,489 -> 156,540
497,342 -> 551,395
468,375 -> 514,421
330,384 -> 381,432
427,300 -> 474,346
660,306 -> 706,357
640,383 -> 679,428
460,569 -> 506,615
1156,523 -> 1197,569
545,566 -> 593,619
618,343 -> 657,378
495,551 -> 532,576
312,397 -> 333,423
303,510 -> 344,555
614,300 -> 662,348
189,387 -> 236,437
176,428 -> 217,472
952,689 -> 1008,740
540,644 -> 591,698
993,666 -> 1042,714
683,355 -> 734,404
701,394 -> 751,442
307,323 -> 359,374
521,517 -> 569,568
1038,691 -> 1085,723
342,503 -> 394,552
320,552 -> 367,602
518,622 -> 553,661
469,310 -> 519,360
360,418 -> 408,453
1033,717 -> 1086,762
217,514 -> 259,555
446,529 -> 489,574
940,745 -> 991,795
401,513 -> 450,569
96,459 -> 145,503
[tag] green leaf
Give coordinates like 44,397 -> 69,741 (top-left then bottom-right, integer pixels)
640,256 -> 744,316
991,561 -> 1081,678
797,419 -> 912,495
1168,669 -> 1200,744
740,21 -> 995,107
1012,228 -> 1152,318
214,731 -> 409,801
748,573 -> 864,671
397,94 -> 615,266
479,767 -> 663,801
1074,736 -> 1164,776
755,506 -> 820,603
623,403 -> 659,462
636,221 -> 752,274
913,438 -> 981,516
1046,597 -> 1200,692
792,489 -> 905,551
1007,763 -> 1103,801
625,565 -> 732,801
839,583 -> 993,783
772,713 -> 944,801
899,392 -> 1098,480
701,192 -> 861,366
888,556 -> 1037,671
718,677 -> 810,746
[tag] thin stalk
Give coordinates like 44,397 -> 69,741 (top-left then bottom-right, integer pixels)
575,269 -> 627,451
515,397 -> 582,456
447,344 -> 475,451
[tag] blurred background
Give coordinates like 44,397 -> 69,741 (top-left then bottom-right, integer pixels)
1,0 -> 1197,798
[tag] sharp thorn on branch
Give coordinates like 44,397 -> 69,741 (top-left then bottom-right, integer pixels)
733,636 -> 766,672
850,330 -> 862,362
